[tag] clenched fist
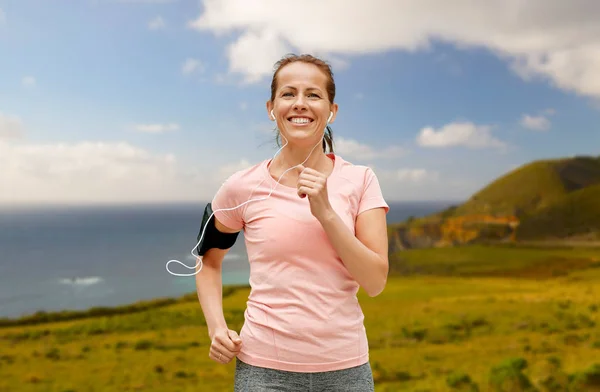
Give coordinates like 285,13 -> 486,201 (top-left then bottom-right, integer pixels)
209,327 -> 242,364
296,164 -> 334,222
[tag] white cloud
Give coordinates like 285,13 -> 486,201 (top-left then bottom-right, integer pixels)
0,140 -> 177,205
520,108 -> 555,131
0,113 -> 24,140
325,55 -> 350,71
22,76 -> 36,87
520,114 -> 551,131
0,139 -> 256,205
132,123 -> 179,133
0,135 -> 460,204
222,29 -> 291,84
335,136 -> 406,160
416,121 -> 505,149
189,0 -> 600,99
366,165 -> 467,201
148,16 -> 166,30
396,168 -> 439,182
0,113 -> 261,205
217,158 -> 253,180
181,58 -> 205,75
372,165 -> 439,183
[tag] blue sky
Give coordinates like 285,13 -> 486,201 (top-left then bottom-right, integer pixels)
1,0 -> 599,205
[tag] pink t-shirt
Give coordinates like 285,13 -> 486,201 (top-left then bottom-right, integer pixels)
211,153 -> 389,373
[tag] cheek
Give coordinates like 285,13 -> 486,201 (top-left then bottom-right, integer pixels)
276,102 -> 293,113
314,103 -> 331,115
275,100 -> 329,119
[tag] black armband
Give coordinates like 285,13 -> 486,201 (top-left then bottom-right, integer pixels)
196,202 -> 240,256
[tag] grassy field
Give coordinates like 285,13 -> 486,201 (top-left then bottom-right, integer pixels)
2,245 -> 600,391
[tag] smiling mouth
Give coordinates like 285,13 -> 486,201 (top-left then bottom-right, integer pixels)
287,117 -> 314,125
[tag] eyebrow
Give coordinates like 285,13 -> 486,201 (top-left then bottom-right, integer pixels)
281,86 -> 322,92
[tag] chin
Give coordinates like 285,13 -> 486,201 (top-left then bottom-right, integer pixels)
284,122 -> 322,134
281,128 -> 321,143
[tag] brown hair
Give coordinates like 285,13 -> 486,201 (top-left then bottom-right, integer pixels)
270,53 -> 336,153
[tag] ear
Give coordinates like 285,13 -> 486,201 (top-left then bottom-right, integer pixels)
266,100 -> 275,121
328,103 -> 339,124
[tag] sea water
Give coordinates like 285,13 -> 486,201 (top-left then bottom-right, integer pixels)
0,201 -> 454,319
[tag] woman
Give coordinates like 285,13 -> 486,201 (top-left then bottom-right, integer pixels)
196,53 -> 389,391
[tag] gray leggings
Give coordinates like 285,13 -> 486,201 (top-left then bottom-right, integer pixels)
233,358 -> 375,392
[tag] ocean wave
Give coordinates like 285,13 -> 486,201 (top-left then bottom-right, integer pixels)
58,276 -> 104,286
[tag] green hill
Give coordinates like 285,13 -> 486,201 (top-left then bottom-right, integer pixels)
517,183 -> 600,240
452,156 -> 600,218
389,155 -> 600,248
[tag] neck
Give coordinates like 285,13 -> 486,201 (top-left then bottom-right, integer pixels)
274,141 -> 329,172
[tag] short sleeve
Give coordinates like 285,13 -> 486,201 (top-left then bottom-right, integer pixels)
210,175 -> 245,231
358,168 -> 389,215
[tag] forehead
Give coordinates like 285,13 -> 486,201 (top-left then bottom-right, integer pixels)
276,62 -> 328,90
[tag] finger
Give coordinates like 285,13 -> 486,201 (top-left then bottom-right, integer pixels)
217,335 -> 243,354
215,335 -> 237,352
215,342 -> 241,357
228,330 -> 243,346
298,179 -> 325,194
296,165 -> 323,178
211,343 -> 240,359
209,348 -> 223,362
298,172 -> 321,183
210,349 -> 232,364
299,173 -> 326,188
297,179 -> 316,188
297,186 -> 315,198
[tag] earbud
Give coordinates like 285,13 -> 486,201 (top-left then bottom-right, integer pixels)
166,115 -> 327,277
270,110 -> 275,121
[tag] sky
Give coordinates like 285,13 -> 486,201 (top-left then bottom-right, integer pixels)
1,0 -> 599,206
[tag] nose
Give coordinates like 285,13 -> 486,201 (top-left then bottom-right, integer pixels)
292,95 -> 308,111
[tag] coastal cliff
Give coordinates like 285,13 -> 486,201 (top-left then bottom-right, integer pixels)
387,155 -> 600,250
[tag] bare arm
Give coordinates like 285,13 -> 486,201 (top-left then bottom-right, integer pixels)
195,218 -> 240,339
318,207 -> 389,297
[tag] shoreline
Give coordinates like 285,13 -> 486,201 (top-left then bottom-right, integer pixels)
0,283 -> 251,327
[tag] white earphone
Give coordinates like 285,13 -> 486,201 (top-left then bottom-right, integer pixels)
166,116 -> 329,276
166,108 -> 336,276
271,110 -> 333,124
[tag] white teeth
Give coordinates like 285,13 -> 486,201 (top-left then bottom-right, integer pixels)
290,117 -> 310,124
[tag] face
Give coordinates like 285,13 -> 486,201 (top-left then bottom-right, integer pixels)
267,62 -> 338,147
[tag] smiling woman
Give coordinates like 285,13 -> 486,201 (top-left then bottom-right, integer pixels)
194,53 -> 390,392
268,55 -> 337,157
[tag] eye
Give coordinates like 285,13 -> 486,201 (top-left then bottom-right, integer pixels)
308,93 -> 320,98
282,92 -> 293,97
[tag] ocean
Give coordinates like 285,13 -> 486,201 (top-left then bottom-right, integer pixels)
0,201 -> 455,319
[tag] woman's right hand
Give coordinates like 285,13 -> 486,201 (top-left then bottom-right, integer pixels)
209,327 -> 243,364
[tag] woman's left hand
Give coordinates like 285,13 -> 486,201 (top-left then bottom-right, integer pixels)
296,164 -> 334,222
